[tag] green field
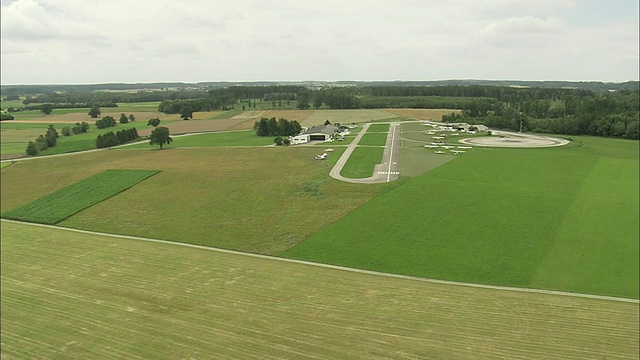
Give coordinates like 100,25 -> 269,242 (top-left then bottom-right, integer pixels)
2,221 -> 637,359
0,146 -> 379,256
358,132 -> 388,146
124,130 -> 274,149
286,136 -> 640,299
366,123 -> 391,133
2,170 -> 159,224
340,147 -> 385,178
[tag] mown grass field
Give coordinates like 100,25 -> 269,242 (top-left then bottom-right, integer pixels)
366,123 -> 391,133
1,146 -> 380,256
358,132 -> 388,146
2,221 -> 638,359
340,147 -> 385,178
2,170 -> 159,224
286,136 -> 640,299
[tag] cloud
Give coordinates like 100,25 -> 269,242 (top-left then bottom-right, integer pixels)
0,0 -> 637,83
1,0 -> 103,41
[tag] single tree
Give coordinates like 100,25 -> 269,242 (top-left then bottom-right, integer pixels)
324,119 -> 331,125
88,104 -> 101,118
147,118 -> 161,127
26,141 -> 39,156
179,107 -> 193,120
128,114 -> 136,122
61,127 -> 72,136
274,136 -> 284,146
119,113 -> 129,124
40,103 -> 54,115
149,126 -> 172,149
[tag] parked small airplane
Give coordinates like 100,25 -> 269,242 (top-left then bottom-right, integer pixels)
457,146 -> 472,149
451,150 -> 465,155
441,145 -> 453,149
434,150 -> 446,154
424,145 -> 438,149
315,153 -> 328,160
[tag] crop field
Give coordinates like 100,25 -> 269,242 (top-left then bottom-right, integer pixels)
2,170 -> 159,224
2,221 -> 638,359
340,147 -> 385,178
286,136 -> 640,299
384,108 -> 462,120
137,118 -> 244,137
302,109 -> 396,126
0,146 -> 381,255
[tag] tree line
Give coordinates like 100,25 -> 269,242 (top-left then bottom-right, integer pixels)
253,117 -> 302,137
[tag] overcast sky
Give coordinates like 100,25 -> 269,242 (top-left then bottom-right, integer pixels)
1,0 -> 638,85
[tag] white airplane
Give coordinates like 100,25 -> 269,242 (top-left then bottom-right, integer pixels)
457,146 -> 472,149
434,150 -> 446,154
426,131 -> 436,135
424,145 -> 438,149
315,153 -> 328,160
451,150 -> 465,155
441,145 -> 453,149
324,148 -> 334,152
431,142 -> 443,145
432,136 -> 445,140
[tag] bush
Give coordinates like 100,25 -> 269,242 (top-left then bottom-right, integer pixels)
0,113 -> 15,121
95,116 -> 117,129
61,127 -> 72,136
147,118 -> 161,127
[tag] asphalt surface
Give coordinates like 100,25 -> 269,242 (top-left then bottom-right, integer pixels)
329,122 -> 401,184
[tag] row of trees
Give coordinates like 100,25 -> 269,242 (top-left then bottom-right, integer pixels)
94,113 -> 136,128
442,104 -> 639,139
96,128 -> 140,148
26,125 -> 59,155
253,117 -> 302,137
61,122 -> 90,136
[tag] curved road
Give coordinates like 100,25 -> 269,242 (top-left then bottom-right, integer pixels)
329,122 -> 401,184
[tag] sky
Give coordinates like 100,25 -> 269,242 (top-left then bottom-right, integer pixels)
1,0 -> 638,84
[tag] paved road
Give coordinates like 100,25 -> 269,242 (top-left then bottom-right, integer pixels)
329,122 -> 401,184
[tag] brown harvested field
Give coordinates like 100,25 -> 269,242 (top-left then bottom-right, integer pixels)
137,118 -> 248,136
191,111 -> 223,120
384,108 -> 462,120
223,110 -> 315,131
303,109 -> 397,126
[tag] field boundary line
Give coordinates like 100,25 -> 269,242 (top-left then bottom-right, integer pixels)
3,219 -> 638,304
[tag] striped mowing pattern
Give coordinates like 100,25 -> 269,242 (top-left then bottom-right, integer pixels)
1,169 -> 159,224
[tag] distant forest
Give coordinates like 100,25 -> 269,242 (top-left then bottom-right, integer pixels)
2,80 -> 638,139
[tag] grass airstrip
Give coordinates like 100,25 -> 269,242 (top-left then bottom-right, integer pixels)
2,221 -> 638,359
1,106 -> 639,357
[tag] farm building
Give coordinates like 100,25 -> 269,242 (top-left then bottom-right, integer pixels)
290,125 -> 338,144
